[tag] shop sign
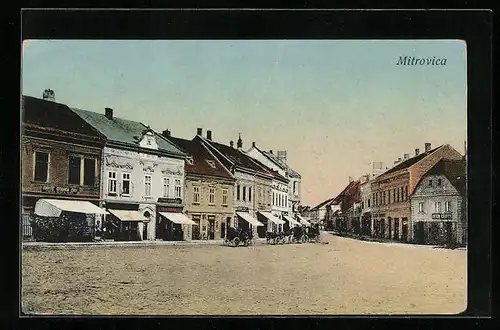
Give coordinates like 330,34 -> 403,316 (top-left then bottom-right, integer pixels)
157,197 -> 182,205
432,213 -> 453,220
236,206 -> 249,212
42,185 -> 79,194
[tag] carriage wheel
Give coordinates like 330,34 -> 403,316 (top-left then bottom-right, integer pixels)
233,237 -> 240,247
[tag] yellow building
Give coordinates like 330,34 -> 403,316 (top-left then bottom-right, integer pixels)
167,132 -> 236,240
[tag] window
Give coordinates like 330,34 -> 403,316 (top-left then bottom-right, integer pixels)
258,188 -> 262,203
193,186 -> 200,203
435,202 -> 441,213
428,179 -> 433,187
293,181 -> 297,195
34,151 -> 49,182
174,179 -> 181,198
249,187 -> 252,202
418,202 -> 424,213
222,189 -> 228,205
186,157 -> 194,165
401,187 -> 404,201
237,185 -> 240,200
445,201 -> 451,212
209,188 -> 215,204
397,188 -> 400,203
108,171 -> 117,194
83,158 -> 95,186
383,191 -> 386,205
243,186 -> 247,201
273,192 -> 275,206
122,173 -> 130,195
206,160 -> 216,168
163,178 -> 170,197
68,156 -> 81,185
144,175 -> 152,197
368,199 -> 371,207
437,178 -> 442,186
405,186 -> 408,200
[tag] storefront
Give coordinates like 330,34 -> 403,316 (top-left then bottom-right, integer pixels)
236,211 -> 263,238
33,198 -> 108,242
283,215 -> 301,231
258,211 -> 285,234
106,209 -> 149,241
158,211 -> 197,241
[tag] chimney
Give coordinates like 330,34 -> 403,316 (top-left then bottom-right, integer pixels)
206,130 -> 212,141
277,151 -> 287,163
404,153 -> 409,160
415,148 -> 420,156
230,140 -> 234,148
252,141 -> 256,148
269,150 -> 273,154
349,176 -> 353,183
398,157 -> 402,162
105,107 -> 113,120
197,128 -> 202,136
162,129 -> 171,138
42,89 -> 55,102
424,142 -> 431,152
237,134 -> 242,150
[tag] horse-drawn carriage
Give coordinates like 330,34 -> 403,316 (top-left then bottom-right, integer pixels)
265,230 -> 292,245
225,226 -> 252,247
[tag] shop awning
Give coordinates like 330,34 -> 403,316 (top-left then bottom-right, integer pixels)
34,199 -> 108,217
297,215 -> 312,227
259,211 -> 286,225
108,209 -> 148,222
236,212 -> 264,227
283,215 -> 301,226
159,212 -> 198,225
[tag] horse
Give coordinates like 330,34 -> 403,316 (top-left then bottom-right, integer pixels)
265,231 -> 278,245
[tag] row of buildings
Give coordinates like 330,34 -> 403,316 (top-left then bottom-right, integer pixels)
21,90 -> 307,242
305,143 -> 467,246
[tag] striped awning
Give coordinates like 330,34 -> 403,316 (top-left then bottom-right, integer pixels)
34,199 -> 108,217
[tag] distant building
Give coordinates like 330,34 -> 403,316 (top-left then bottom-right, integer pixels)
359,162 -> 386,236
310,197 -> 335,225
167,130 -> 236,241
410,159 -> 466,246
21,94 -> 106,240
371,143 -> 463,242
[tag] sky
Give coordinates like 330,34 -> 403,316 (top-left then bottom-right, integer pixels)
22,39 -> 467,206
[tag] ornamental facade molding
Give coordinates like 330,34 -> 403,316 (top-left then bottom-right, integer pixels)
105,157 -> 134,170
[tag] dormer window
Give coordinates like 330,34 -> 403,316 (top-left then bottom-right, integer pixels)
206,160 -> 216,168
186,156 -> 194,165
147,138 -> 152,146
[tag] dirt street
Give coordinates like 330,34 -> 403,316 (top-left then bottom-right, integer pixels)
21,233 -> 467,315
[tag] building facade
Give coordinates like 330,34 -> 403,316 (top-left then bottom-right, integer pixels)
410,159 -> 466,246
199,131 -> 276,238
245,144 -> 302,216
167,131 -> 236,241
21,94 -> 106,240
71,106 -> 188,241
371,143 -> 463,243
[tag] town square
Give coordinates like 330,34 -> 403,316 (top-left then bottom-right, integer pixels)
21,39 -> 468,315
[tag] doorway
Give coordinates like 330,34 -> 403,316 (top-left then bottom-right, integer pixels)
142,222 -> 148,240
414,221 -> 425,244
394,218 -> 400,240
221,222 -> 226,239
388,218 -> 393,239
208,216 -> 215,240
402,218 -> 408,242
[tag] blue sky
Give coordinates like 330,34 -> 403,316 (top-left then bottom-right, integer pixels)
22,39 -> 467,206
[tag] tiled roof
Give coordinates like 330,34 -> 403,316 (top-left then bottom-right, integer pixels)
70,107 -> 185,157
330,180 -> 361,212
377,145 -> 443,177
22,95 -> 104,139
167,136 -> 234,180
418,159 -> 466,195
202,138 -> 276,179
311,198 -> 335,211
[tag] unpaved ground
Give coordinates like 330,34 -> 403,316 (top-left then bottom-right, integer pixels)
21,233 -> 467,315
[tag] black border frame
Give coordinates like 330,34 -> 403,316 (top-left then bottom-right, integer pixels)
5,8 -> 493,329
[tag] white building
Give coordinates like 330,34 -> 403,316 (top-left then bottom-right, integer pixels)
71,106 -> 192,241
245,142 -> 301,225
